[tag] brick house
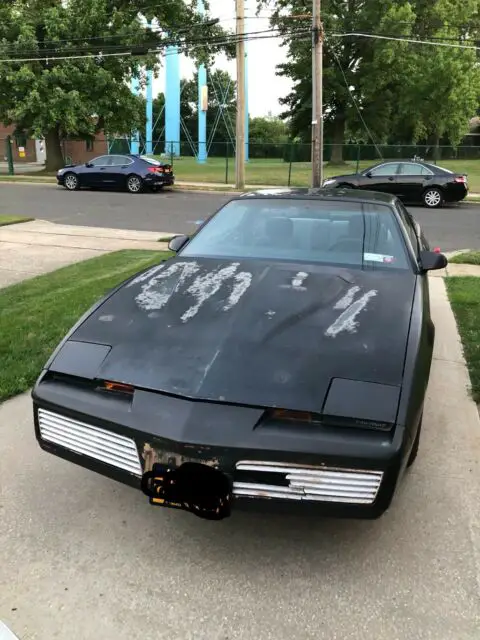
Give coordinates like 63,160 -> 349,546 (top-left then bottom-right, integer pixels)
61,136 -> 109,165
0,124 -> 37,162
0,123 -> 109,164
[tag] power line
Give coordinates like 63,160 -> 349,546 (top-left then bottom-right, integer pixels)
0,28 -> 312,63
327,43 -> 383,159
330,31 -> 480,51
1,26 -> 476,65
0,26 -> 306,58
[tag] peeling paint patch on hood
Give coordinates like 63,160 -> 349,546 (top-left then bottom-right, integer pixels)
181,263 -> 252,322
334,285 -> 361,310
134,261 -> 200,312
326,289 -> 378,338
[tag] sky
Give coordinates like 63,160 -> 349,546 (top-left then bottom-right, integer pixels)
152,0 -> 293,118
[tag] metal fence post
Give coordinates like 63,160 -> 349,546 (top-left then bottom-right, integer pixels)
225,143 -> 229,184
356,143 -> 360,173
170,142 -> 174,167
5,136 -> 14,175
287,142 -> 293,187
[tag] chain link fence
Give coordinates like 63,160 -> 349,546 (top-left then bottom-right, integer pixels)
2,136 -> 480,189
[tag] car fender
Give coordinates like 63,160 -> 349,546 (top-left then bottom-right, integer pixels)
396,277 -> 433,454
31,257 -> 173,388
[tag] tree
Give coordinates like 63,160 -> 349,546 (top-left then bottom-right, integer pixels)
0,0 -> 232,171
394,0 -> 480,156
258,0 -> 480,163
249,116 -> 288,144
259,0 -> 418,163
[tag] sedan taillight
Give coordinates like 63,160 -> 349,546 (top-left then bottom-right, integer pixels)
454,176 -> 467,183
148,166 -> 164,174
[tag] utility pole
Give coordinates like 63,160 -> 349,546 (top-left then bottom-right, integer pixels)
311,0 -> 323,188
235,0 -> 246,189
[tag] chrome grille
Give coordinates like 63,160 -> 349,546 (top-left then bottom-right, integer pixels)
37,409 -> 142,476
234,461 -> 383,505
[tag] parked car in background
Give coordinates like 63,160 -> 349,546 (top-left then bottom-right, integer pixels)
322,159 -> 468,208
32,188 -> 447,521
57,154 -> 175,194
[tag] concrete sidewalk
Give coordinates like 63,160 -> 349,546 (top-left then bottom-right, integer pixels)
0,220 -> 175,288
0,276 -> 479,640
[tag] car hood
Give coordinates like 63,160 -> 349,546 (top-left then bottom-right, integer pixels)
326,173 -> 359,182
57,256 -> 416,412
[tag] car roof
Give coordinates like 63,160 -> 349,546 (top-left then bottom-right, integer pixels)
368,159 -> 445,171
238,187 -> 399,206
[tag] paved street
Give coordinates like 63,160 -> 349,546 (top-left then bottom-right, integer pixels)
1,276 -> 479,640
0,183 -> 230,237
1,183 -> 480,250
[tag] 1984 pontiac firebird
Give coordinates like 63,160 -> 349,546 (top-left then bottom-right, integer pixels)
32,188 -> 448,520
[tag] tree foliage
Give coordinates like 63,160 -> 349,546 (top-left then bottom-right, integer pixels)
0,0 -> 232,170
258,0 -> 480,162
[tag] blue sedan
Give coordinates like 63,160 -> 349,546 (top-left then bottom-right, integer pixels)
57,154 -> 175,194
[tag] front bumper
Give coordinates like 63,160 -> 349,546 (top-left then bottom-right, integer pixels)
32,383 -> 412,519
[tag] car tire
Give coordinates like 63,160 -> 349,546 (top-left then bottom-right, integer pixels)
64,172 -> 79,191
423,187 -> 443,208
126,174 -> 143,194
407,412 -> 423,467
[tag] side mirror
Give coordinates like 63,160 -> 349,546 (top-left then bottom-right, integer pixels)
168,234 -> 190,253
85,162 -> 93,168
420,250 -> 448,272
365,172 -> 372,178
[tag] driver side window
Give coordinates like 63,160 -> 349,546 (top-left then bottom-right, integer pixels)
90,156 -> 111,167
370,163 -> 400,176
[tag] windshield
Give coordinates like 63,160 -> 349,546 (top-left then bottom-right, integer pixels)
180,198 -> 410,270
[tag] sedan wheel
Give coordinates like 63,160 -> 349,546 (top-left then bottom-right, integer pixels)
126,174 -> 143,194
64,172 -> 79,191
423,188 -> 443,208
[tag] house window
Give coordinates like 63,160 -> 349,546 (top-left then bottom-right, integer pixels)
86,139 -> 94,152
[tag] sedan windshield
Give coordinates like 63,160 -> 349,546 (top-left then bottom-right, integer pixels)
180,198 -> 411,270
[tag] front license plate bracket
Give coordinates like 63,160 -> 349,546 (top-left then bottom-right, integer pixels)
141,462 -> 233,520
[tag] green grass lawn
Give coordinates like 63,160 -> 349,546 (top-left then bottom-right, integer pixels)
154,156 -> 480,192
0,249 -> 171,403
446,276 -> 480,403
449,251 -> 480,265
0,215 -> 33,226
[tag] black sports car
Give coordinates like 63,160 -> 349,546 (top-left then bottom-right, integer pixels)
323,159 -> 468,208
32,188 -> 448,520
57,154 -> 175,193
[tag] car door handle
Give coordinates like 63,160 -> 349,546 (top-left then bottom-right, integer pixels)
100,167 -> 106,171
388,177 -> 395,181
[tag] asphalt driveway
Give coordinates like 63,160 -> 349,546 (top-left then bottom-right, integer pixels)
1,183 -> 479,250
0,276 -> 479,640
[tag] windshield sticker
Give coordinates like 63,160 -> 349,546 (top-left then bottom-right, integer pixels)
364,253 -> 396,264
